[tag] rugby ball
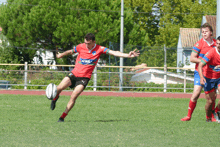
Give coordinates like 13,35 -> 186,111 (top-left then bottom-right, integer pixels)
46,83 -> 57,100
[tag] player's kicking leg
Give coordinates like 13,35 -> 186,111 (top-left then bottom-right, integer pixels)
51,77 -> 72,110
181,85 -> 202,121
58,84 -> 84,122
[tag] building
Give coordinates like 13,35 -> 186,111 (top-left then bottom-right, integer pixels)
130,68 -> 193,84
177,15 -> 216,73
176,28 -> 200,72
131,15 -> 216,84
0,26 -> 58,69
33,50 -> 57,70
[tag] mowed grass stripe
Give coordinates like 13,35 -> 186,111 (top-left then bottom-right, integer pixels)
0,94 -> 220,146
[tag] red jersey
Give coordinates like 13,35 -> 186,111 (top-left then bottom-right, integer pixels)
192,38 -> 216,71
71,43 -> 110,79
201,47 -> 220,79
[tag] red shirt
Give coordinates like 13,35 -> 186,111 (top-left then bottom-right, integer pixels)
201,47 -> 220,79
71,43 -> 110,79
192,38 -> 216,71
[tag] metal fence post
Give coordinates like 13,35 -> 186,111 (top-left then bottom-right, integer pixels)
164,45 -> 167,93
24,62 -> 28,90
164,65 -> 167,93
119,0 -> 124,92
184,70 -> 186,93
93,66 -> 97,91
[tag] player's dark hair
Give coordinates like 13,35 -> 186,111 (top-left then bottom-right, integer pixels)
201,23 -> 213,35
217,36 -> 220,41
85,33 -> 95,41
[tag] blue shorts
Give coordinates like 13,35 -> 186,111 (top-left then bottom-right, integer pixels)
204,77 -> 220,94
194,71 -> 204,87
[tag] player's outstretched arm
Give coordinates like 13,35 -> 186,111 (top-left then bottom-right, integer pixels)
108,49 -> 140,58
56,50 -> 73,59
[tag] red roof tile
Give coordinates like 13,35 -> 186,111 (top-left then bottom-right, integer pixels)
180,28 -> 200,48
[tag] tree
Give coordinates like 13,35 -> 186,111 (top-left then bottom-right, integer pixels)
124,0 -> 160,46
134,0 -> 216,68
0,0 -> 149,65
155,0 -> 216,47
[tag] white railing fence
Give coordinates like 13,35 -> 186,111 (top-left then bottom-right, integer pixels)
0,62 -> 196,93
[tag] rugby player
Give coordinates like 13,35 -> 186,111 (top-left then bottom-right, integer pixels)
198,36 -> 220,122
181,23 -> 217,121
50,33 -> 140,122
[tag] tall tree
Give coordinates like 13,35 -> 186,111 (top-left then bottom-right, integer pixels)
156,0 -> 216,47
124,0 -> 159,46
0,0 -> 148,64
136,0 -> 216,68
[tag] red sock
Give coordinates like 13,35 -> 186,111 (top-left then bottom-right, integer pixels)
53,94 -> 59,101
215,107 -> 220,113
206,115 -> 211,120
187,100 -> 197,117
60,112 -> 67,119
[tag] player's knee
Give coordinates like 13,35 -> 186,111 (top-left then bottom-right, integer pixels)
57,84 -> 67,91
191,93 -> 200,101
206,99 -> 213,104
194,88 -> 202,94
191,96 -> 199,102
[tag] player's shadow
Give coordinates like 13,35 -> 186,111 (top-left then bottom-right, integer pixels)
66,119 -> 130,122
94,119 -> 129,122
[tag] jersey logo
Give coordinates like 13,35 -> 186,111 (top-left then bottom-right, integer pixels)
195,43 -> 199,47
69,73 -> 73,77
209,65 -> 220,72
79,58 -> 97,65
92,51 -> 96,55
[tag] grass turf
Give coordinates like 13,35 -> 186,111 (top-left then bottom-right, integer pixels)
0,94 -> 220,146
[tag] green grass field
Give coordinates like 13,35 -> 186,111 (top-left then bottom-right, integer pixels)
1,94 -> 220,147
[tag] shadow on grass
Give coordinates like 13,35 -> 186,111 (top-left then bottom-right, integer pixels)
94,119 -> 130,122
66,119 -> 130,122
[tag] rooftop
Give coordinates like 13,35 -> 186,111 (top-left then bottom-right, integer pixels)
179,28 -> 200,48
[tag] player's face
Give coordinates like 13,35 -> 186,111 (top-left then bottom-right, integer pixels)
216,40 -> 220,52
201,27 -> 212,40
85,39 -> 95,50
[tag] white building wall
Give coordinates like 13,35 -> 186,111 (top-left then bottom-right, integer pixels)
33,50 -> 57,70
131,69 -> 194,84
177,33 -> 183,73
